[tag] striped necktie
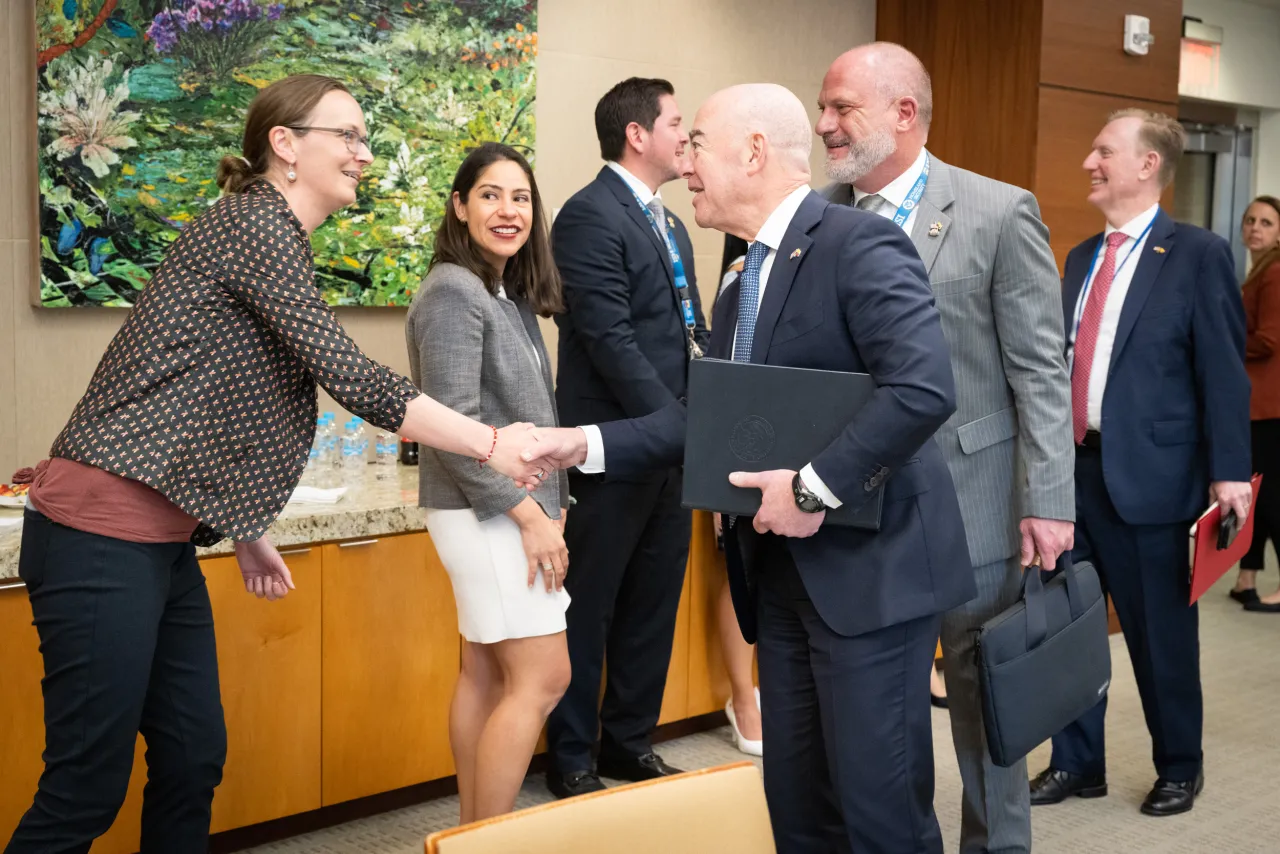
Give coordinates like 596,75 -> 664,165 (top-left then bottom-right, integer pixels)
733,241 -> 772,362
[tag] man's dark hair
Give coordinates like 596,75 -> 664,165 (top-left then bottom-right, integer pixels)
594,77 -> 675,161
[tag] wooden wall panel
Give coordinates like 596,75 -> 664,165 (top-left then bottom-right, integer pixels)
1034,87 -> 1177,270
1040,0 -> 1182,103
877,0 -> 1043,190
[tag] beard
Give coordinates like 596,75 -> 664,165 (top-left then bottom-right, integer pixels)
824,127 -> 897,184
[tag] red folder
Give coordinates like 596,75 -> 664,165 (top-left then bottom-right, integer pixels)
1189,473 -> 1264,604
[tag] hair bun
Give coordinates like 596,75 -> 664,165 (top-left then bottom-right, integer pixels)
216,154 -> 256,194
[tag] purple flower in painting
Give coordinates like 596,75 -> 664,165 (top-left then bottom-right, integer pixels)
148,1 -> 281,57
147,10 -> 184,52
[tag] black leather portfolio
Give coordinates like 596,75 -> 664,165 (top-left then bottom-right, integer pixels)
681,358 -> 883,530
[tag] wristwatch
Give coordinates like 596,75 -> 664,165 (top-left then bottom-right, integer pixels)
792,471 -> 827,514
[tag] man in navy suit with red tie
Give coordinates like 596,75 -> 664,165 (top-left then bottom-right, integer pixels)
1029,109 -> 1252,817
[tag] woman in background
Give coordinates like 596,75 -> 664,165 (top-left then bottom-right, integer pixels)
7,76 -> 542,853
407,143 -> 571,822
1230,195 -> 1280,611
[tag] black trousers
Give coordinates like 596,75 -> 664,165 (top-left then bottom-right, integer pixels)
755,536 -> 943,854
5,508 -> 226,854
1050,447 -> 1202,782
1242,419 -> 1280,570
546,470 -> 690,772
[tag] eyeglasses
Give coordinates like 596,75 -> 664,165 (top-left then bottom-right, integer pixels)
285,126 -> 371,155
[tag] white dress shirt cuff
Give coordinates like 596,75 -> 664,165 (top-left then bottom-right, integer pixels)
578,425 -> 606,473
800,464 -> 842,509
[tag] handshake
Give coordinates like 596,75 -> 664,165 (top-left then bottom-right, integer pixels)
493,423 -> 827,540
489,424 -> 590,489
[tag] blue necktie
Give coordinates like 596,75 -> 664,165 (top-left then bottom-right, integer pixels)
734,241 -> 771,362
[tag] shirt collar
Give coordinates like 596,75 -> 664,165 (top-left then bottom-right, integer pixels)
1104,203 -> 1161,241
752,186 -> 814,251
606,161 -> 660,206
852,147 -> 928,210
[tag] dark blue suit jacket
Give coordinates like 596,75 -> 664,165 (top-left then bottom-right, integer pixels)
552,166 -> 710,486
1061,209 -> 1251,525
598,191 -> 975,639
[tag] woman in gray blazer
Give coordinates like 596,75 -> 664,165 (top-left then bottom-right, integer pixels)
406,143 -> 570,824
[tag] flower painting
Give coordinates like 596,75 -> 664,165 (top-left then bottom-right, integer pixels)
36,0 -> 538,307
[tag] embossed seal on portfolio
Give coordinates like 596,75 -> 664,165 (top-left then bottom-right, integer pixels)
730,415 -> 776,462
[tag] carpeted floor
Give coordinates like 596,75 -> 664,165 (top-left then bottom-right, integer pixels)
245,562 -> 1280,854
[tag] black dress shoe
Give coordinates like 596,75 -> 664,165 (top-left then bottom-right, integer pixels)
1230,588 -> 1261,605
596,751 -> 683,782
546,769 -> 607,799
930,691 -> 949,710
1140,772 -> 1204,816
1243,597 -> 1280,612
1029,768 -> 1108,805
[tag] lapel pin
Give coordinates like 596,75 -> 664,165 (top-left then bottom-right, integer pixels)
1153,246 -> 1166,254
789,248 -> 803,260
667,216 -> 675,229
928,221 -> 943,237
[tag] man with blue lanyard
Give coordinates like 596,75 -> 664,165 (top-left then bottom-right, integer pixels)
819,43 -> 1075,854
1030,110 -> 1251,818
545,77 -> 710,800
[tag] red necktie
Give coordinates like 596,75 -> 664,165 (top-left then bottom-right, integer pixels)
1071,232 -> 1130,444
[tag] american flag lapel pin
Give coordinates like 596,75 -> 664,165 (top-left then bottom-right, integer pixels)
789,248 -> 802,260
1153,246 -> 1166,254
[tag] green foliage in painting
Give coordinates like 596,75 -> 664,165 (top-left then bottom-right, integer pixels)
35,0 -> 538,307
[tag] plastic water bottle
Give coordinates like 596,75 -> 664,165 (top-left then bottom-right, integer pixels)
375,430 -> 398,480
342,419 -> 367,486
354,418 -> 370,475
320,414 -> 340,488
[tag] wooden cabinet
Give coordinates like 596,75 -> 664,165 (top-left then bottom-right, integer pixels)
205,548 -> 323,832
657,564 -> 692,726
0,585 -> 51,844
321,534 -> 460,805
684,511 -> 732,719
0,583 -> 146,854
0,521 -> 732,844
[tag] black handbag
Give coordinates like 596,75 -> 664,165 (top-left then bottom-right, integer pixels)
976,554 -> 1112,768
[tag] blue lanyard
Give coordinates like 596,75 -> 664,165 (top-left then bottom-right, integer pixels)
891,154 -> 930,228
1068,213 -> 1157,345
628,188 -> 703,358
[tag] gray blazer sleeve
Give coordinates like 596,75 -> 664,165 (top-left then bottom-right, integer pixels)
991,191 -> 1076,522
411,274 -> 529,521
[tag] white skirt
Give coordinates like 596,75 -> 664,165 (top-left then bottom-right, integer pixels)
425,507 -> 571,645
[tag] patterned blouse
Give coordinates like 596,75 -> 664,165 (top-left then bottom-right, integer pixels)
50,180 -> 420,546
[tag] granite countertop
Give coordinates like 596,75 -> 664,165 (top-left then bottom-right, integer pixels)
0,464 -> 427,583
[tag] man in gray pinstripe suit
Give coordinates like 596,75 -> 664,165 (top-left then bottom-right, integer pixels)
820,43 -> 1075,854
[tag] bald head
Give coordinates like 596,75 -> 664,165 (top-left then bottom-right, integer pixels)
684,84 -> 813,239
702,83 -> 813,173
816,41 -> 932,191
829,43 -> 933,128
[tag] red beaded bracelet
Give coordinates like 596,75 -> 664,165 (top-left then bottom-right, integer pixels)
478,425 -> 498,467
